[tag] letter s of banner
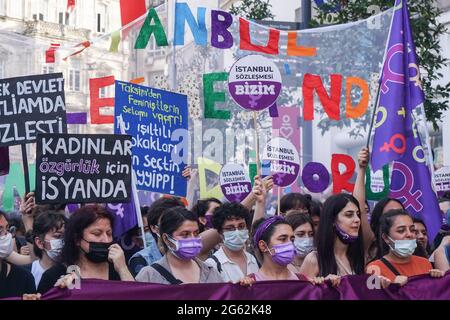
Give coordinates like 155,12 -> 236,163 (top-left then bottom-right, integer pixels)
366,265 -> 381,290
66,265 -> 81,290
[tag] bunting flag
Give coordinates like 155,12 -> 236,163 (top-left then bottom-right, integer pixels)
62,40 -> 91,61
67,0 -> 76,14
109,31 -> 121,53
120,0 -> 147,40
45,43 -> 60,63
371,0 -> 441,242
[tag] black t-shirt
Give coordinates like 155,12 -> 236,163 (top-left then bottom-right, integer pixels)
0,260 -> 36,299
37,262 -> 121,294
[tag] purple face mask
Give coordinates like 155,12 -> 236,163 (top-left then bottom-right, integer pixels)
167,236 -> 203,260
335,224 -> 358,245
268,242 -> 296,266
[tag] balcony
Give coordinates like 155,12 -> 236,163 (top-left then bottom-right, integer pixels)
23,20 -> 90,41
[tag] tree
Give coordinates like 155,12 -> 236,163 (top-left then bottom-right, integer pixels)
312,0 -> 450,130
229,0 -> 274,20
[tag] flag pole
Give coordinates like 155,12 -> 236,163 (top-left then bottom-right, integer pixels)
366,5 -> 397,151
366,83 -> 382,149
118,115 -> 147,249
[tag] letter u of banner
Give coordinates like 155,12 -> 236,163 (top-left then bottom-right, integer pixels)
390,161 -> 423,212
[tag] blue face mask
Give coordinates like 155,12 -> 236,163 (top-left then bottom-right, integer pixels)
387,236 -> 417,258
223,230 -> 249,251
144,232 -> 154,247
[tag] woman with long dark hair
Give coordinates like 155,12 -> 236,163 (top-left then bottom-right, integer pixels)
300,194 -> 365,285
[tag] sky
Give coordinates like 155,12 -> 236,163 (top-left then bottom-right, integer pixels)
269,0 -> 301,22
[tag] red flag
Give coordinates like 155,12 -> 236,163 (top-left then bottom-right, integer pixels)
67,0 -> 76,13
120,0 -> 146,39
62,41 -> 90,61
45,43 -> 60,63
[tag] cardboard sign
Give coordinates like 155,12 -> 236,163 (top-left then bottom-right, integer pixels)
114,81 -> 188,196
262,137 -> 300,187
228,54 -> 282,111
0,73 -> 67,147
219,163 -> 252,202
35,134 -> 132,204
434,166 -> 450,197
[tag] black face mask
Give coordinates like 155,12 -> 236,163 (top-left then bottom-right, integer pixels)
82,240 -> 112,263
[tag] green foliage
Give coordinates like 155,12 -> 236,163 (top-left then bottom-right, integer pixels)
229,0 -> 275,20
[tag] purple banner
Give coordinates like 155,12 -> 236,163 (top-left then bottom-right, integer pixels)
371,0 -> 441,242
34,272 -> 450,300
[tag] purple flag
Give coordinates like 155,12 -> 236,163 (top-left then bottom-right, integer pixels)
0,147 -> 9,176
107,197 -> 138,240
371,0 -> 441,241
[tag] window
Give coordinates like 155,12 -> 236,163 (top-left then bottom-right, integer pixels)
59,12 -> 70,25
99,87 -> 108,98
42,65 -> 54,74
69,69 -> 81,91
148,36 -> 165,58
97,4 -> 107,33
33,13 -> 44,21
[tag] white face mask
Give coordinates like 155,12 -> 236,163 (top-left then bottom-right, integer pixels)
293,237 -> 315,257
387,236 -> 417,258
45,239 -> 64,261
223,229 -> 249,251
0,233 -> 14,259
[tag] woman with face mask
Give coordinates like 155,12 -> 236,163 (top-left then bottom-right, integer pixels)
366,209 -> 444,286
136,206 -> 223,284
239,215 -> 313,286
0,211 -> 36,299
29,211 -> 67,288
204,202 -> 259,283
299,194 -> 365,287
37,205 -> 134,294
285,212 -> 315,273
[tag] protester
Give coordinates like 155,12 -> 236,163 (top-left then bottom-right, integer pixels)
240,215 -> 308,283
285,212 -> 315,273
37,205 -> 134,293
136,207 -> 223,284
413,218 -> 431,258
192,198 -> 222,232
366,209 -> 444,285
27,211 -> 67,288
279,193 -> 311,216
0,210 -> 36,299
309,200 -> 322,234
434,198 -> 450,249
205,202 -> 259,283
300,194 -> 365,286
128,206 -> 163,277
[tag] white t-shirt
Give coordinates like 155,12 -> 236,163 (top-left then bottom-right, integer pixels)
205,247 -> 259,283
31,260 -> 46,288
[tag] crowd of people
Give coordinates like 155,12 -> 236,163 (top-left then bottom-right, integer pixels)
1,148 -> 449,299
